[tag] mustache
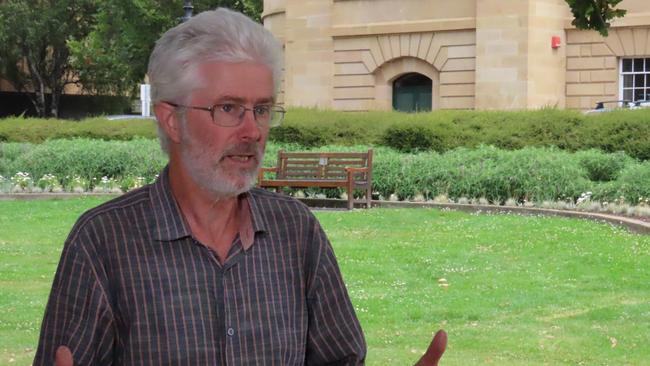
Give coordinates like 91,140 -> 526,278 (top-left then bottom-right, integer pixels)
221,142 -> 262,157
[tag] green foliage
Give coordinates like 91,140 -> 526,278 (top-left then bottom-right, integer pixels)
0,142 -> 30,177
380,124 -> 443,153
581,109 -> 650,160
0,0 -> 97,117
615,161 -> 650,204
370,146 -> 591,203
273,108 -> 399,147
565,0 -> 626,36
0,117 -> 158,143
1,139 -> 649,204
2,139 -> 167,186
279,108 -> 650,161
2,108 -> 650,161
269,125 -> 327,147
574,149 -> 633,181
70,0 -> 263,96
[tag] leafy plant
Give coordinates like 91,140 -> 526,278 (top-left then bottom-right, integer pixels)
0,0 -> 97,117
565,0 -> 627,36
575,149 -> 633,181
380,125 -> 443,153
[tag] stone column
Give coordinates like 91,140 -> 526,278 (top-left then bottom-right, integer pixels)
475,0 -> 530,109
475,0 -> 568,109
526,0 -> 568,108
282,0 -> 334,108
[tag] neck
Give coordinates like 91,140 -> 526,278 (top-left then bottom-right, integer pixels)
167,158 -> 240,239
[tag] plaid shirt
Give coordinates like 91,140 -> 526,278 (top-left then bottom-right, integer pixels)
34,167 -> 366,365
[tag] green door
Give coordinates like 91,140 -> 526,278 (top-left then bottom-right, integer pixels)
392,73 -> 432,112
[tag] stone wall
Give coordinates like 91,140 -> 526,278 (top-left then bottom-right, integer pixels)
262,0 -> 650,111
566,27 -> 650,109
333,30 -> 475,111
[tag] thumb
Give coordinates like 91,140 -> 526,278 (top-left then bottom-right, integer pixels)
55,345 -> 73,366
414,329 -> 447,366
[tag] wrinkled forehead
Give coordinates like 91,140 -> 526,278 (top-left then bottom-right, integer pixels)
187,61 -> 275,104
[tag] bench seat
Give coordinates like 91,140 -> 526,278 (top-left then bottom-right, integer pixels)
258,150 -> 373,209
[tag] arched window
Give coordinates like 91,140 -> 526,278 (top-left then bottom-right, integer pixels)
392,73 -> 432,112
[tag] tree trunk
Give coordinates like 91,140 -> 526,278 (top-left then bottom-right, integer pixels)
25,91 -> 47,118
50,86 -> 61,118
25,50 -> 49,117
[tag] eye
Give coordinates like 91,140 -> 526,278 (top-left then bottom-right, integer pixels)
219,103 -> 236,113
253,105 -> 271,116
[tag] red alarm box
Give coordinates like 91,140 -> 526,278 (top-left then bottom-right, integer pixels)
551,35 -> 561,49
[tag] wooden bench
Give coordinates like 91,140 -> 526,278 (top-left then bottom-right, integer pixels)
258,149 -> 373,209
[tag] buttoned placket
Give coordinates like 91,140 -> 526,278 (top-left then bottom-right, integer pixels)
194,236 -> 247,366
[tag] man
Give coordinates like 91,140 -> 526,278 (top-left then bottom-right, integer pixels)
34,8 -> 366,365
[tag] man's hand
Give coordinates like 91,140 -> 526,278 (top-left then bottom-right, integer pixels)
414,329 -> 447,366
55,346 -> 73,366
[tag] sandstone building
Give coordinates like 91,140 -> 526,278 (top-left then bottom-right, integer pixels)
262,0 -> 650,111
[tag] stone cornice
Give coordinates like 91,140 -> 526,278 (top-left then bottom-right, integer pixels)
331,17 -> 476,38
261,7 -> 285,20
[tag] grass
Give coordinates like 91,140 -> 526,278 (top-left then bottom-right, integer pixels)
1,199 -> 649,365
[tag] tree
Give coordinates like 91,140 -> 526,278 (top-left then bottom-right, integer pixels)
0,0 -> 97,117
69,0 -> 263,98
565,0 -> 627,36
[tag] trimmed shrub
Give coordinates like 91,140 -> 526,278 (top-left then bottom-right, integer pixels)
5,138 -> 167,185
0,117 -> 158,143
574,149 -> 634,182
268,125 -> 326,147
615,161 -> 650,204
582,109 -> 650,160
1,139 -> 648,205
2,108 -> 650,161
379,125 -> 443,153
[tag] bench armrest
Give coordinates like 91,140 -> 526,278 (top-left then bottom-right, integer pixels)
345,167 -> 369,178
258,166 -> 278,185
344,167 -> 369,173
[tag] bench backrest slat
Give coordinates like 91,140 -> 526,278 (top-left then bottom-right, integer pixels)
275,150 -> 371,181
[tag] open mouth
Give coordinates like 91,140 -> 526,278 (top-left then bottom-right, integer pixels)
224,154 -> 257,163
221,143 -> 260,165
228,155 -> 253,162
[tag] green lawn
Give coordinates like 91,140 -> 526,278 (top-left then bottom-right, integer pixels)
1,198 -> 649,365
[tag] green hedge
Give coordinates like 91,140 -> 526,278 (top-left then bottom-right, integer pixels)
1,139 -> 166,187
274,108 -> 650,160
2,108 -> 650,160
1,139 -> 647,204
0,117 -> 158,143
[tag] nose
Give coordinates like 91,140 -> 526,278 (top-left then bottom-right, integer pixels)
236,108 -> 262,141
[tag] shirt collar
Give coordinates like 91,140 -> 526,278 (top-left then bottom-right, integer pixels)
150,165 -> 266,248
150,166 -> 192,241
243,188 -> 270,242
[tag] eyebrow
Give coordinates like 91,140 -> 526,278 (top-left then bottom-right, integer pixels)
215,95 -> 275,105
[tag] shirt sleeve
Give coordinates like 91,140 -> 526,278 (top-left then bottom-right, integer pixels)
305,219 -> 367,365
33,231 -> 116,366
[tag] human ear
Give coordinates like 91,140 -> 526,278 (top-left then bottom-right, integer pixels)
154,102 -> 182,144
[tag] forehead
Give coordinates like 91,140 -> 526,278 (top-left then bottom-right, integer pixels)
191,61 -> 274,103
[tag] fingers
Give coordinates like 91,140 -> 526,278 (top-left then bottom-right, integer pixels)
414,329 -> 447,366
55,345 -> 73,366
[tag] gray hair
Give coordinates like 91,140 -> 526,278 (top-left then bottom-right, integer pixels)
147,8 -> 283,153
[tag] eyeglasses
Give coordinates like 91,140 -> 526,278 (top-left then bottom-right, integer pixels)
167,102 -> 285,128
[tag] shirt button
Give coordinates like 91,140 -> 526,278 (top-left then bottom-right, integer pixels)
227,328 -> 235,336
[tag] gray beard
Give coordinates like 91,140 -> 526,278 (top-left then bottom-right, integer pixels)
179,133 -> 261,199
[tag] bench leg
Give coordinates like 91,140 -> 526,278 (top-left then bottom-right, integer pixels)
366,186 -> 372,208
347,180 -> 354,210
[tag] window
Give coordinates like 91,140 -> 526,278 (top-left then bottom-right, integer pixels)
392,73 -> 432,112
621,58 -> 650,102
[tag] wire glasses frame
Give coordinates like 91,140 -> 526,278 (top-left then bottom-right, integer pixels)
167,102 -> 285,128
